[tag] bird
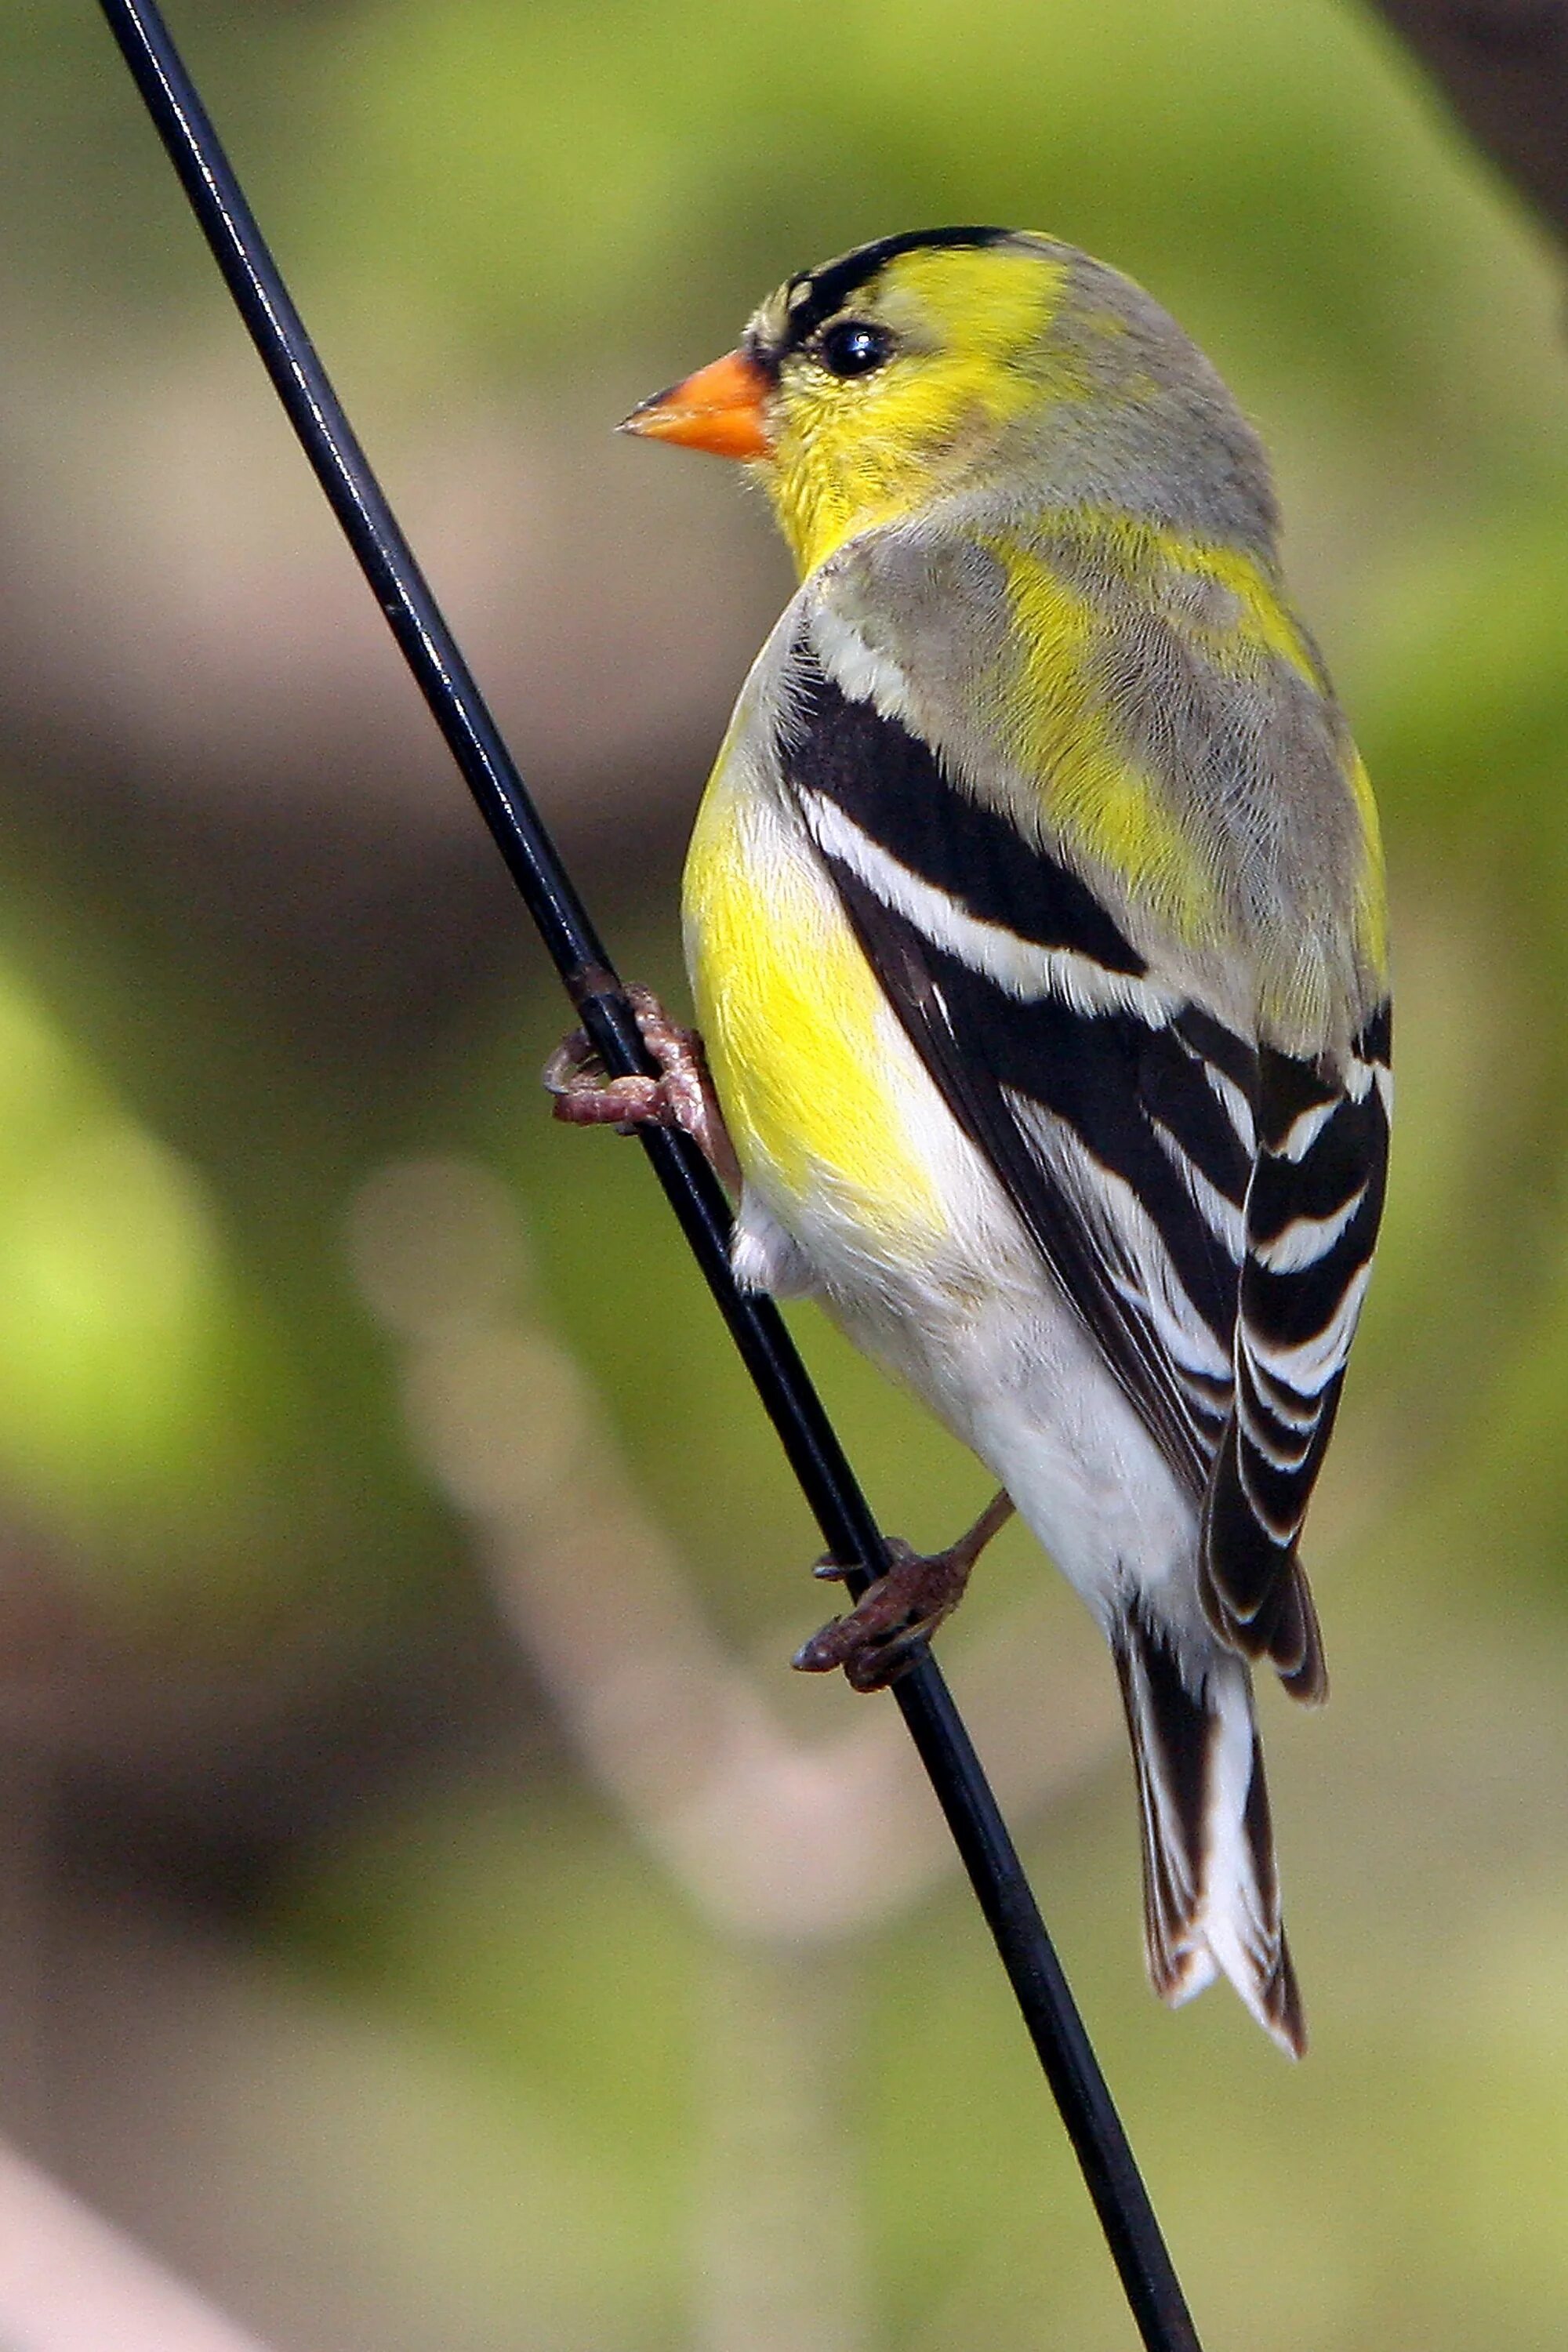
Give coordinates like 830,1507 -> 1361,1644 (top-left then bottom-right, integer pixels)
547,227 -> 1390,2055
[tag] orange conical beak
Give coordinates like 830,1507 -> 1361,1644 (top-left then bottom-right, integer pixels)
618,347 -> 773,461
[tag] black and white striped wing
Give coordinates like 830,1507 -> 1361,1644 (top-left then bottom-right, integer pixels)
782,656 -> 1254,1501
1200,1010 -> 1390,1696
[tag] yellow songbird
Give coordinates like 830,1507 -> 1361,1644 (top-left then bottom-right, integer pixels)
550,228 -> 1390,2055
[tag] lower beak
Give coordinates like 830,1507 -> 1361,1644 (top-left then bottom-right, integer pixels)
619,348 -> 773,461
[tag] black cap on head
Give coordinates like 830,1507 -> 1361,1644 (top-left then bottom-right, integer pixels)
763,226 -> 1013,361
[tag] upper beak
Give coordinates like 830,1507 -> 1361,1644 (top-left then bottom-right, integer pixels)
618,347 -> 773,461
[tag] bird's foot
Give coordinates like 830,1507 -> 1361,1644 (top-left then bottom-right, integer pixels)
544,985 -> 738,1187
793,1492 -> 1014,1692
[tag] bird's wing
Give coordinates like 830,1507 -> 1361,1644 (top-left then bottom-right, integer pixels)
1200,1010 -> 1389,1694
779,595 -> 1388,1686
779,633 -> 1251,1500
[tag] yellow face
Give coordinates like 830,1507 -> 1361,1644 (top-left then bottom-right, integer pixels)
752,241 -> 1067,574
618,230 -> 1078,573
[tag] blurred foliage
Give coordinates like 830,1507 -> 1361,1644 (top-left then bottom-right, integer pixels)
1,1 -> 1567,2347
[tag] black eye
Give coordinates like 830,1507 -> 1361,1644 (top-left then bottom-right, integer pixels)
816,320 -> 894,379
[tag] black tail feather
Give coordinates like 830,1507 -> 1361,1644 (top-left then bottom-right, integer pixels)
1114,1611 -> 1305,2056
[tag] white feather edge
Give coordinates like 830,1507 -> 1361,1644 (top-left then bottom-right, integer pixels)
797,788 -> 1181,1022
1194,1662 -> 1300,2057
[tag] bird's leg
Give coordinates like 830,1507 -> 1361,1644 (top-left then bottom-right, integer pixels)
544,984 -> 740,1192
793,1490 -> 1016,1693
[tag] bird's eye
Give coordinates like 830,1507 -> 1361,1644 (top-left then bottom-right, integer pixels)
816,320 -> 895,379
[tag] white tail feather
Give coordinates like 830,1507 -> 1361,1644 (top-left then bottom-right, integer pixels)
1115,1615 -> 1305,2057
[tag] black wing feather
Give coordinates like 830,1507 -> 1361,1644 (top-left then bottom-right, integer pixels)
783,651 -> 1388,1692
826,864 -> 1222,1487
1200,1016 -> 1389,1697
787,660 -> 1240,1493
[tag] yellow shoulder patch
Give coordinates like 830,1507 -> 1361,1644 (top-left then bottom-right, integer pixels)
982,532 -> 1221,940
1345,749 -> 1388,979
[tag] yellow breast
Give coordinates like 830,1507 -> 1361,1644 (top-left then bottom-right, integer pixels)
681,751 -> 942,1243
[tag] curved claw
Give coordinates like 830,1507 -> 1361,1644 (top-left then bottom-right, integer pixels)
542,1029 -> 597,1097
793,1497 -> 1014,1693
793,1612 -> 941,1691
542,987 -> 739,1185
793,1538 -> 960,1691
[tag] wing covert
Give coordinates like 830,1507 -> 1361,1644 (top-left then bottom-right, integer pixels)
781,644 -> 1254,1499
779,631 -> 1388,1693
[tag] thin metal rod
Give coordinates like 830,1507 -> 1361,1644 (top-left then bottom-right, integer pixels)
93,6 -> 1203,2345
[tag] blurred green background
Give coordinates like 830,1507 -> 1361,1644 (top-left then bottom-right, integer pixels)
1,1 -> 1566,2345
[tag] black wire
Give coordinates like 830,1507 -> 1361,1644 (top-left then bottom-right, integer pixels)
93,6 -> 1203,2345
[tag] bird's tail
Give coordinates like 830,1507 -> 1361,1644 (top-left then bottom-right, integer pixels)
1112,1610 -> 1305,2057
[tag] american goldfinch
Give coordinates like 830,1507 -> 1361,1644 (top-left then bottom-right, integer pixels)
551,227 -> 1390,2056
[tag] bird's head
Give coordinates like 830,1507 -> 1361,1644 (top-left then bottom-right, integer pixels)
621,227 -> 1276,575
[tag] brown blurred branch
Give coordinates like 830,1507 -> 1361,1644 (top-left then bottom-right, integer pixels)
350,1159 -> 1116,1944
350,1155 -> 1120,2352
1370,2 -> 1568,242
0,2142 -> 276,2352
